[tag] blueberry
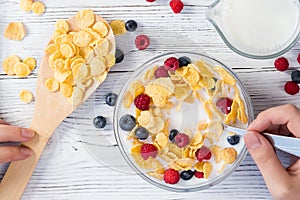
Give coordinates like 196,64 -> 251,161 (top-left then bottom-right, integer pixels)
105,93 -> 118,106
227,135 -> 240,145
291,70 -> 300,83
125,20 -> 138,32
135,127 -> 149,140
115,49 -> 124,63
178,56 -> 191,68
180,170 -> 194,180
169,129 -> 179,142
93,116 -> 106,129
119,114 -> 136,131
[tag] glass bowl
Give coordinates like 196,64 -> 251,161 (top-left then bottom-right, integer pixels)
114,51 -> 254,192
206,0 -> 300,59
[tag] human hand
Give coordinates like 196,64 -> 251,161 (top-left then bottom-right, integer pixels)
244,104 -> 300,200
0,119 -> 34,164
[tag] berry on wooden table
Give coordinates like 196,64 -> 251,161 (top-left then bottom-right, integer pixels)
105,92 -> 118,106
274,57 -> 289,71
135,34 -> 150,50
284,81 -> 299,95
93,116 -> 106,129
169,0 -> 184,14
291,70 -> 300,84
125,20 -> 138,32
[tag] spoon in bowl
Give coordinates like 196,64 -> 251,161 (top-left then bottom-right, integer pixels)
224,124 -> 300,157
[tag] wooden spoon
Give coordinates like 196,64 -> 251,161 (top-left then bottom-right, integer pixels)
0,14 -> 115,200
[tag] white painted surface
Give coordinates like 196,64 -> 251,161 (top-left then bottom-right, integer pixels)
0,0 -> 299,199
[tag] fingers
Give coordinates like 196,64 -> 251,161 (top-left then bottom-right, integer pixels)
0,119 -> 10,125
244,131 -> 290,191
248,104 -> 300,137
0,146 -> 32,163
0,125 -> 35,142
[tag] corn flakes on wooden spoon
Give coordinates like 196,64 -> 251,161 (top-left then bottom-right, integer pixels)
0,10 -> 115,200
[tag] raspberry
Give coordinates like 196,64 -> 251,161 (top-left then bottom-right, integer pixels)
274,57 -> 289,71
284,81 -> 299,95
196,146 -> 212,162
169,0 -> 184,14
164,168 -> 180,184
135,34 -> 150,50
174,133 -> 190,148
164,57 -> 179,71
140,143 -> 158,160
155,66 -> 169,78
298,53 -> 300,65
134,94 -> 151,110
194,171 -> 204,179
216,97 -> 233,114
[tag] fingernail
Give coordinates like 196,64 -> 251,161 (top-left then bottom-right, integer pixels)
244,131 -> 262,150
20,147 -> 32,156
22,129 -> 35,138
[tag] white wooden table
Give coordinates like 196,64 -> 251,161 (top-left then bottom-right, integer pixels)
0,0 -> 299,199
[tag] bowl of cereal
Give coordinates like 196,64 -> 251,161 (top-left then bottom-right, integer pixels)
113,51 -> 254,192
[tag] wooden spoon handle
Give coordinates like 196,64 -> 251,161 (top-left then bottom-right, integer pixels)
0,134 -> 49,200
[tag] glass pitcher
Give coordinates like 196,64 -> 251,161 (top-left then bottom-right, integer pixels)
206,0 -> 300,59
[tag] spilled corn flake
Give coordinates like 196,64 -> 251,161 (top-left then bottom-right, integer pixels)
4,22 -> 26,41
14,62 -> 31,77
31,1 -> 45,15
2,55 -> 21,75
19,90 -> 34,103
109,20 -> 126,35
23,57 -> 36,71
20,0 -> 34,12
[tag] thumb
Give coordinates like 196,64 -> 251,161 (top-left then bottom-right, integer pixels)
244,131 -> 289,188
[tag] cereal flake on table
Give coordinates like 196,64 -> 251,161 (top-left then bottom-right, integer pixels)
4,22 -> 26,41
19,90 -> 34,103
2,55 -> 36,77
118,55 -> 249,184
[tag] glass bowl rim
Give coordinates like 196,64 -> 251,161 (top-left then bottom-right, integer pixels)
113,51 -> 254,192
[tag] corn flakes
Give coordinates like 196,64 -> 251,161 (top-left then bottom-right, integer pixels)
2,55 -> 20,75
221,147 -> 237,164
4,22 -> 26,41
55,20 -> 70,32
19,90 -> 34,103
14,62 -> 31,77
109,20 -> 126,35
93,21 -> 109,38
20,0 -> 33,12
76,9 -> 95,29
45,77 -> 60,92
121,56 -> 249,184
23,57 -> 36,71
31,1 -> 45,15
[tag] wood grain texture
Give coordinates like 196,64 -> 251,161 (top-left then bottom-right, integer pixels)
0,0 -> 298,199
